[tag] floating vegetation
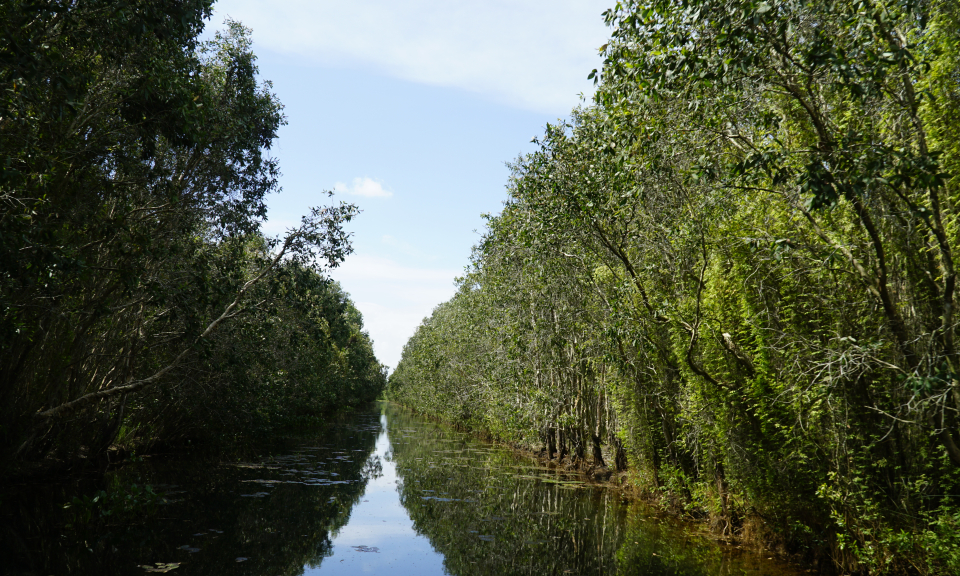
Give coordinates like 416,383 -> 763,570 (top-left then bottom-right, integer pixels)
139,563 -> 180,573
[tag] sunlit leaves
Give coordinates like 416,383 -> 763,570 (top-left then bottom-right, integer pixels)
393,1 -> 960,572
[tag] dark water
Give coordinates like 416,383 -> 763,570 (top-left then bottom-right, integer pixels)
1,403 -> 804,575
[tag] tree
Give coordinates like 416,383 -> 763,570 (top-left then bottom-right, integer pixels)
1,4 -> 383,473
391,1 -> 960,571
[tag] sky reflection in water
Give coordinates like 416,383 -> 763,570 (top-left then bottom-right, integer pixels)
309,415 -> 446,575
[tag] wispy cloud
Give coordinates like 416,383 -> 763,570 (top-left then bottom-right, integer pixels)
259,216 -> 301,238
381,234 -> 438,261
328,254 -> 460,370
211,0 -> 610,114
333,177 -> 393,198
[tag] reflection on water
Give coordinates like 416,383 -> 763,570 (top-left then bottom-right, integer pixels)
305,414 -> 446,575
382,406 -> 800,576
1,415 -> 385,576
0,403 -> 803,576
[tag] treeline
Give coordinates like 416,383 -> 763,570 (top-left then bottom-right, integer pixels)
0,0 -> 385,475
389,1 -> 960,573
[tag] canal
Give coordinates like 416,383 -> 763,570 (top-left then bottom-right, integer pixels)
1,402 -> 804,575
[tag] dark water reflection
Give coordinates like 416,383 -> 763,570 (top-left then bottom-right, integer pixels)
1,403 -> 803,576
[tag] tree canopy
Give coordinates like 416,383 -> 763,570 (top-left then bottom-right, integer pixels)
389,1 -> 960,573
1,1 -> 385,474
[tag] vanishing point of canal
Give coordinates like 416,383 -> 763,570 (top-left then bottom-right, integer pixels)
2,402 -> 806,575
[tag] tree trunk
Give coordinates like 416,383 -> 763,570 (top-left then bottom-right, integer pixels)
612,435 -> 628,471
573,428 -> 586,462
591,433 -> 606,467
715,462 -> 732,538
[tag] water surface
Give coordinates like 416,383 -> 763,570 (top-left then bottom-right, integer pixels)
1,403 -> 804,575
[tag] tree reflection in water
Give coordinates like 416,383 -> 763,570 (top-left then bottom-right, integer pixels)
384,403 -> 800,576
1,414 -> 384,576
1,404 -> 800,576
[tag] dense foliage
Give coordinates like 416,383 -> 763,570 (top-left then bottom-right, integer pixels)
0,0 -> 385,474
390,1 -> 960,573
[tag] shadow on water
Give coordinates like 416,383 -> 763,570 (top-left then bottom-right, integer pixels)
1,403 -> 804,576
0,413 -> 384,576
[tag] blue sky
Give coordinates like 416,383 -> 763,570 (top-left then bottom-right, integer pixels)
207,0 -> 612,370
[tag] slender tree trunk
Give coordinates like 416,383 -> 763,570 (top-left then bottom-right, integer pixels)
574,427 -> 586,462
611,435 -> 627,472
715,462 -> 732,537
592,433 -> 606,467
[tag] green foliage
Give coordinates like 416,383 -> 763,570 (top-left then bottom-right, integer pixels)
62,480 -> 162,529
0,3 -> 384,471
392,1 -> 960,572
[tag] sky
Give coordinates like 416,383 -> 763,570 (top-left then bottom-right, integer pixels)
206,0 -> 612,371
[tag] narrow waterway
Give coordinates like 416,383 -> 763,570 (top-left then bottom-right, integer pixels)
1,403 -> 805,575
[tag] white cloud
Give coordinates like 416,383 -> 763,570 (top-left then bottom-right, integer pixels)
328,254 -> 460,370
335,521 -> 413,540
333,177 -> 393,198
259,216 -> 301,238
333,254 -> 457,284
381,234 -> 438,261
211,0 -> 611,114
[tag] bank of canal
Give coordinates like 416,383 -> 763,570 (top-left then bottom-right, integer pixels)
1,402 -> 806,575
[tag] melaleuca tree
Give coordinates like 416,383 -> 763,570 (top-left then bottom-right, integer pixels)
592,0 -> 960,570
1,0 -> 219,466
599,0 -> 960,465
0,4 -> 381,471
390,1 -> 960,572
